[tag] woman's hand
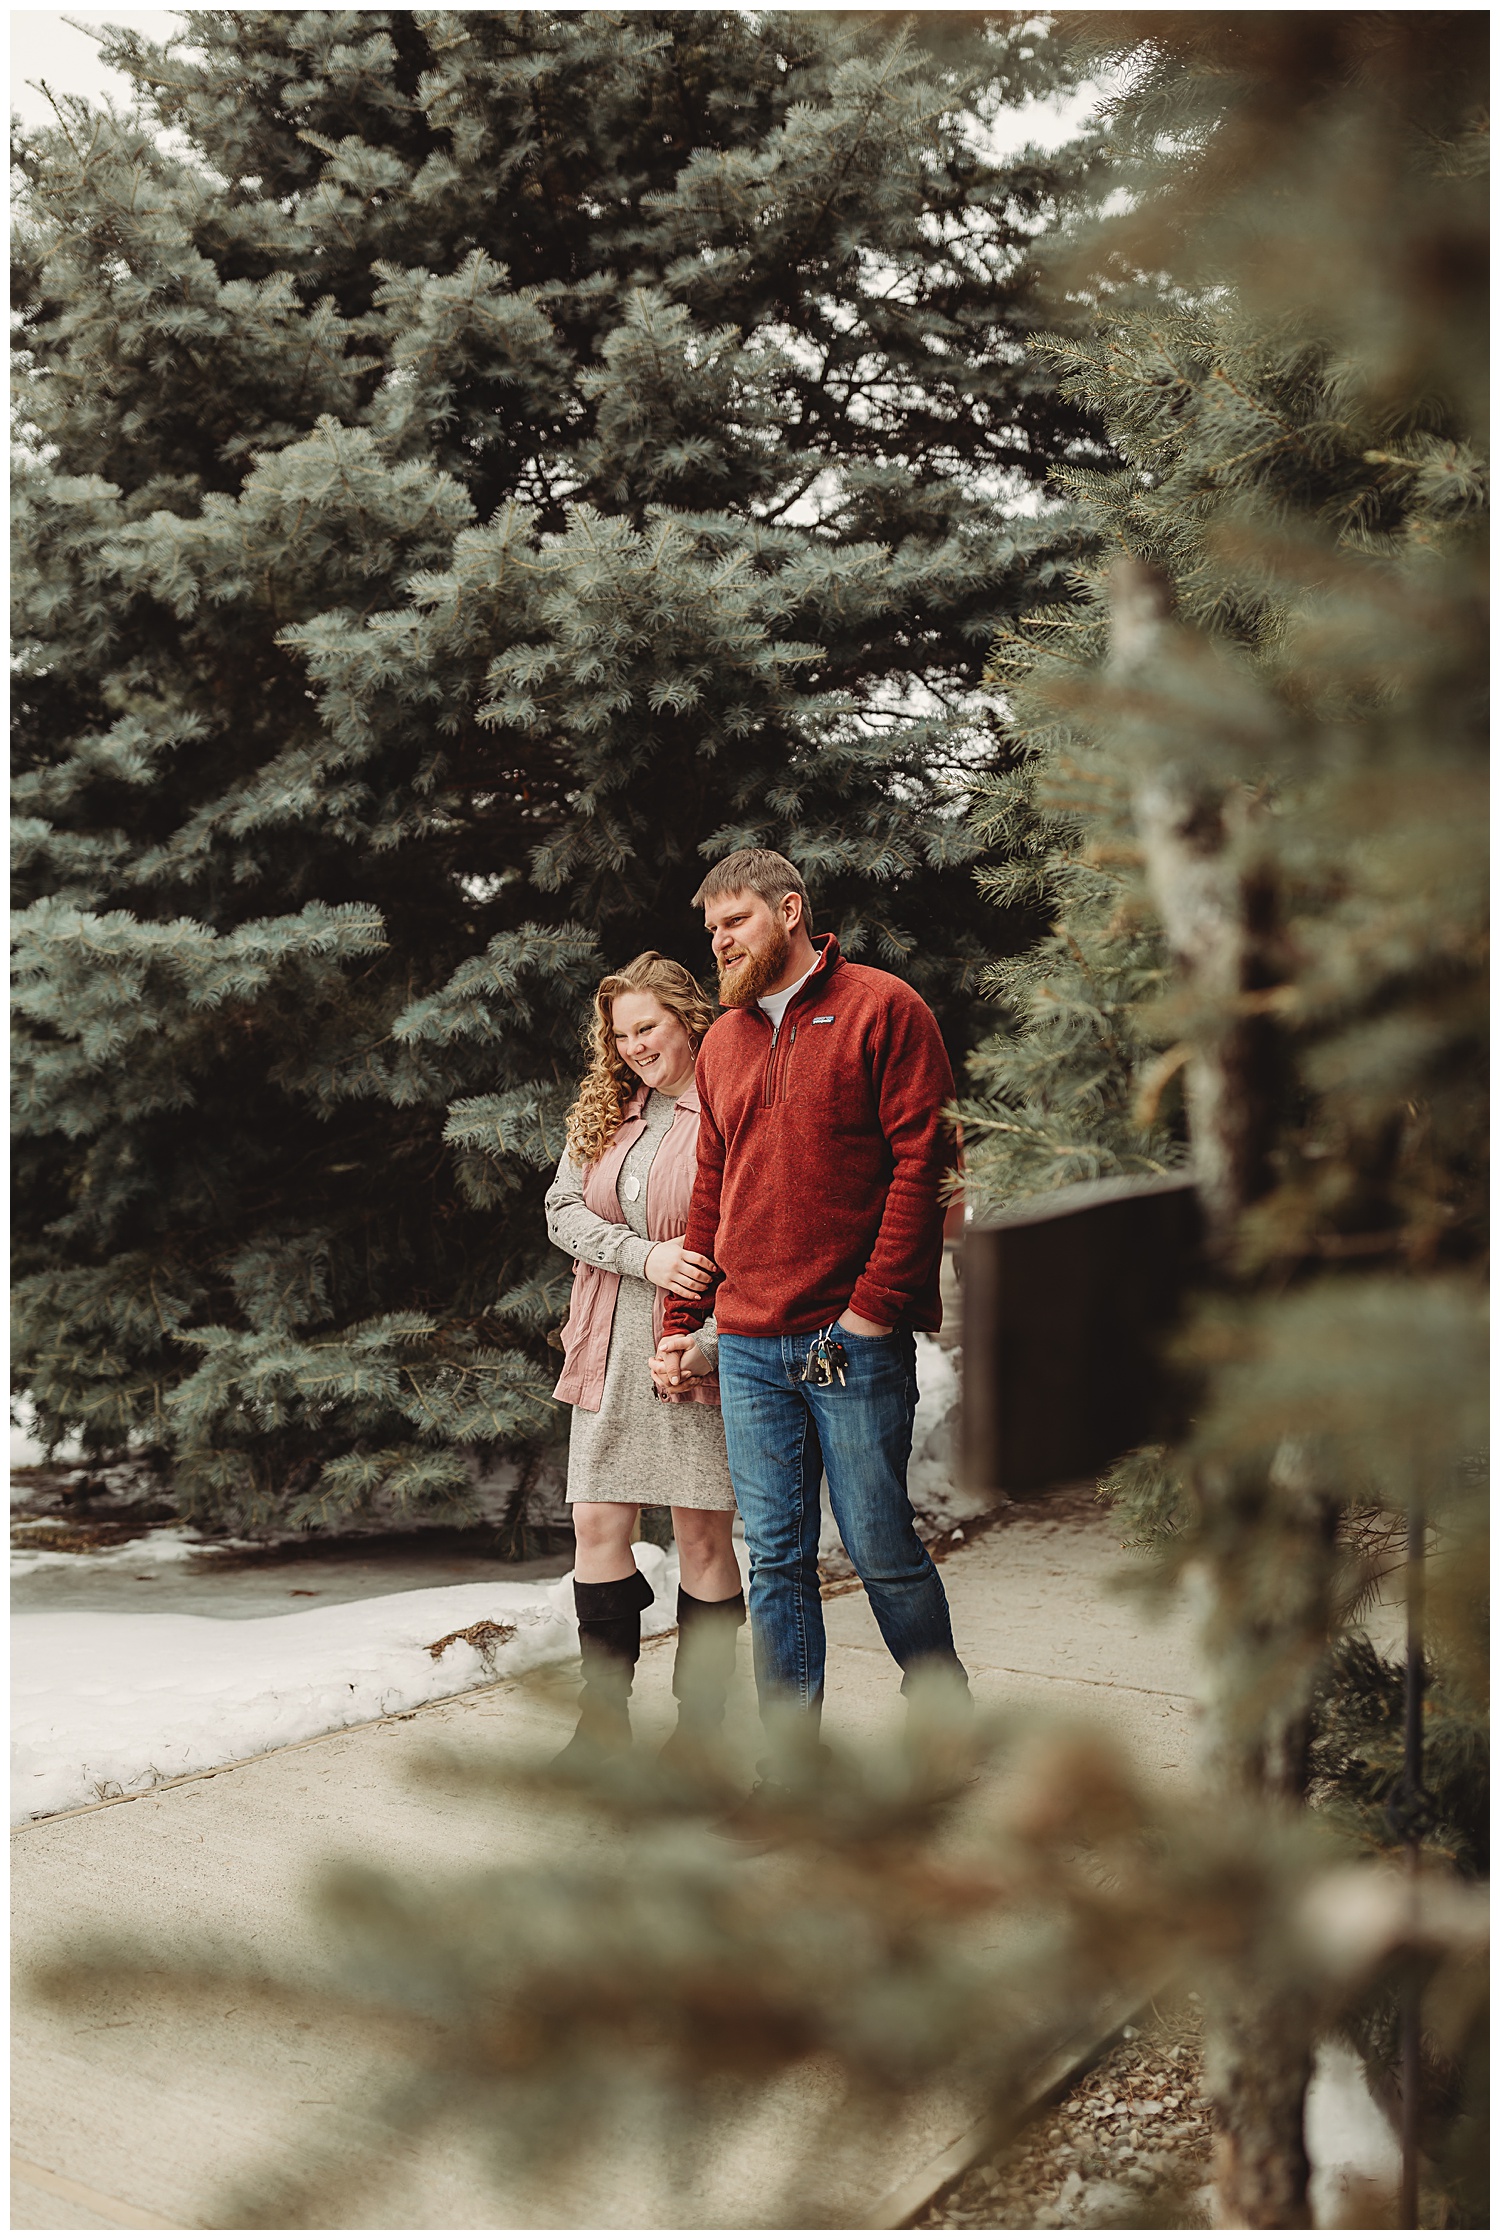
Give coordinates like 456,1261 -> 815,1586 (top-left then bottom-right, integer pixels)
643,1236 -> 716,1299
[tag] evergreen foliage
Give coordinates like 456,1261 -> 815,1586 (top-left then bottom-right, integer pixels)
955,16 -> 1486,2217
13,10 -> 1105,1525
47,1703 -> 1482,2230
28,20 -> 1489,2230
958,6 -> 1487,1725
1310,1631 -> 1488,1882
963,18 -> 1487,1254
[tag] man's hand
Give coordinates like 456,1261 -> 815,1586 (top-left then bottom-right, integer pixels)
651,1332 -> 713,1390
643,1236 -> 716,1299
837,1310 -> 893,1338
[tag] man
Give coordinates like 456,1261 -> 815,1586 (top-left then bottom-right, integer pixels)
652,847 -> 967,1779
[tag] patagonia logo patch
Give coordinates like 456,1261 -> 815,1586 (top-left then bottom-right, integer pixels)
812,1014 -> 835,1024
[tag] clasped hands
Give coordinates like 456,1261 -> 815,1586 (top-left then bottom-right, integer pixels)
644,1234 -> 717,1396
649,1263 -> 895,1379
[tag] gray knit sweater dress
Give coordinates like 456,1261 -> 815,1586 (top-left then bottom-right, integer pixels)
545,1089 -> 736,1512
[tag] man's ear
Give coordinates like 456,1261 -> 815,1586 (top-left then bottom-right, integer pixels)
782,889 -> 803,933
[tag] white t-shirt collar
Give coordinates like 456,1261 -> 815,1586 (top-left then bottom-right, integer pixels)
758,961 -> 819,1033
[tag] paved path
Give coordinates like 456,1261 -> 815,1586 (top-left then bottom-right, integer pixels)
12,1509 -> 1198,2230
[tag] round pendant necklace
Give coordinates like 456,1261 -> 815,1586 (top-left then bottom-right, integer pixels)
621,1174 -> 641,1203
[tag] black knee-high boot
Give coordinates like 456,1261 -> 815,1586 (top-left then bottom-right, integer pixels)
556,1568 -> 656,1765
663,1586 -> 746,1757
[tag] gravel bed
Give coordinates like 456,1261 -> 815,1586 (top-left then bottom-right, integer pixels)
917,1996 -> 1214,2230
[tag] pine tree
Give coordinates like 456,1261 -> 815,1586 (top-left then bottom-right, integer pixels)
959,13 -> 1487,2223
30,22 -> 1488,2231
13,10 -> 1107,1527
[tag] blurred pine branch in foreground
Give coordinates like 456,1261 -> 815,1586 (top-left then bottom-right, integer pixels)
37,1697 -> 1486,2228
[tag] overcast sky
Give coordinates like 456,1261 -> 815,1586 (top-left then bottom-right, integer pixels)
11,10 -> 183,130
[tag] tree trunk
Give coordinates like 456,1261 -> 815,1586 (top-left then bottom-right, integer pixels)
1107,558 -> 1278,1255
1205,1976 -> 1317,2228
1110,558 -> 1321,2226
1193,1443 -> 1342,1804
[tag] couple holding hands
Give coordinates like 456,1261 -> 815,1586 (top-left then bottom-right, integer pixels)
545,847 -> 968,1811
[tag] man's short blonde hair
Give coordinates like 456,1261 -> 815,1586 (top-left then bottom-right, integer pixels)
691,847 -> 813,931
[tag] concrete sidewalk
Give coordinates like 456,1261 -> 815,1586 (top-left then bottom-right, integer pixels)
12,1508 -> 1198,2230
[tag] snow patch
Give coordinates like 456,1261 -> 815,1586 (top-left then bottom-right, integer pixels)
1306,2039 -> 1400,2229
10,1523 -> 255,1578
12,1545 -> 681,1823
908,1335 -> 990,1533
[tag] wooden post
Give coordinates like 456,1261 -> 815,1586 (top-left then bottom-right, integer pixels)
962,1173 -> 1201,1498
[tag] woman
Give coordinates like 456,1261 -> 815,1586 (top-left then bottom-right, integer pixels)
545,951 -> 740,1763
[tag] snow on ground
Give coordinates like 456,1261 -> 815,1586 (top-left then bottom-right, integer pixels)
908,1334 -> 987,1534
12,1546 -> 685,1823
10,1523 -> 258,1578
1306,2039 -> 1402,2228
13,1339 -> 960,1823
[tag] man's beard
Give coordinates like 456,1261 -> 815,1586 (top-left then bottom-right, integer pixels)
717,920 -> 791,1008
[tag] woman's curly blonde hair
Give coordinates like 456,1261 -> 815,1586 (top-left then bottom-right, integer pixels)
565,951 -> 717,1170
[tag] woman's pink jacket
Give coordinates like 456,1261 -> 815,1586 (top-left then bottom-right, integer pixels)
552,1083 -> 721,1413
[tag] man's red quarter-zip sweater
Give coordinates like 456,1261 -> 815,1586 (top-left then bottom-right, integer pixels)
661,934 -> 957,1339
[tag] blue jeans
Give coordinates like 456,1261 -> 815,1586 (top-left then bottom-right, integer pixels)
717,1327 -> 967,1716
